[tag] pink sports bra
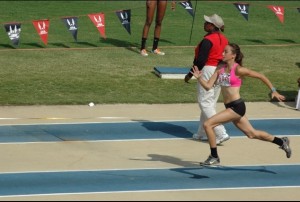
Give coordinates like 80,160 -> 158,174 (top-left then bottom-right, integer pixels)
218,63 -> 242,87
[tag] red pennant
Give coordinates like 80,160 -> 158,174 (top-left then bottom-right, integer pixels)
268,5 -> 284,24
32,19 -> 49,45
88,13 -> 106,39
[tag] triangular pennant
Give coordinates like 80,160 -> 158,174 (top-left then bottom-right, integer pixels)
179,1 -> 194,17
115,9 -> 131,35
233,3 -> 249,21
32,19 -> 49,45
88,13 -> 106,39
268,5 -> 284,24
61,17 -> 78,41
4,23 -> 21,47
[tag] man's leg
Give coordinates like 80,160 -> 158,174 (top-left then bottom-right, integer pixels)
195,66 -> 229,144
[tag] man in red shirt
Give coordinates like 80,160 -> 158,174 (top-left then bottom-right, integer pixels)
185,14 -> 230,144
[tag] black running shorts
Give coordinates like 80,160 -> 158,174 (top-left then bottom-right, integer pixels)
224,98 -> 246,117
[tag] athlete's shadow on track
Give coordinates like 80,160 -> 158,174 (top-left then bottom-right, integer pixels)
131,154 -> 277,179
130,154 -> 209,179
177,165 -> 277,179
201,165 -> 277,174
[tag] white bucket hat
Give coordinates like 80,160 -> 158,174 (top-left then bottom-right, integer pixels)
204,14 -> 224,29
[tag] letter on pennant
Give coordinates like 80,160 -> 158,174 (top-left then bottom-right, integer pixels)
61,17 -> 79,41
115,9 -> 131,35
234,3 -> 249,21
88,13 -> 106,39
179,1 -> 194,17
32,19 -> 49,45
4,23 -> 21,47
268,5 -> 284,24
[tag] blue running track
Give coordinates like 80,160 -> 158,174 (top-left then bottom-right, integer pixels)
0,118 -> 299,197
0,119 -> 298,142
0,164 -> 299,196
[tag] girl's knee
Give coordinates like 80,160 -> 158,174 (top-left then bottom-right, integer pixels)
245,131 -> 257,139
203,121 -> 212,130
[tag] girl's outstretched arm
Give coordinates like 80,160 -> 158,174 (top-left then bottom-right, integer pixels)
237,67 -> 286,102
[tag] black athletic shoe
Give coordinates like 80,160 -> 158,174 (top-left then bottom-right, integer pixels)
200,155 -> 220,166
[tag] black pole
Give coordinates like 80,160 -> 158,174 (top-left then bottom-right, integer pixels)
189,0 -> 198,45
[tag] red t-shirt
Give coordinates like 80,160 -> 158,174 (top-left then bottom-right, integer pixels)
194,32 -> 228,67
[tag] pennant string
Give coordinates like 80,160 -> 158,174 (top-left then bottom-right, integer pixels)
0,2 -> 299,47
0,2 -> 298,26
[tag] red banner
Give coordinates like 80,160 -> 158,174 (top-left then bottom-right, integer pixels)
32,19 -> 49,45
88,13 -> 106,39
268,5 -> 284,24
